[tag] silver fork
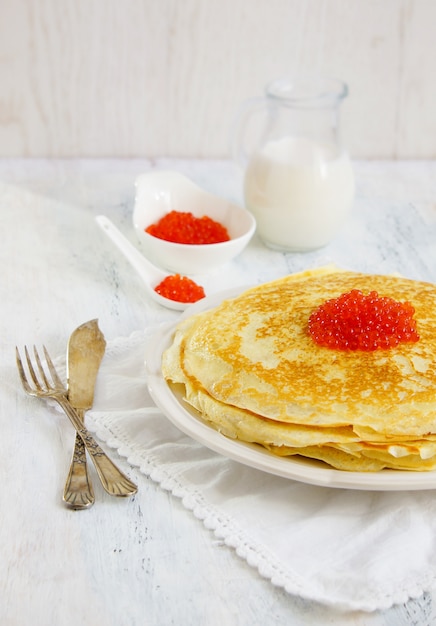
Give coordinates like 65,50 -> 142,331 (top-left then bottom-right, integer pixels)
16,345 -> 138,499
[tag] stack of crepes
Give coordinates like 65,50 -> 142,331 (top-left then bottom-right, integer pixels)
162,266 -> 436,472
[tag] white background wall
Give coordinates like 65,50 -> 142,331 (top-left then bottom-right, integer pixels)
0,0 -> 434,159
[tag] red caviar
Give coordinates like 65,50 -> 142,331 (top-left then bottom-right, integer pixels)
308,289 -> 420,351
145,211 -> 230,244
154,274 -> 205,304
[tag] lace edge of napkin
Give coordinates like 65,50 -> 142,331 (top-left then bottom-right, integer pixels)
87,413 -> 436,613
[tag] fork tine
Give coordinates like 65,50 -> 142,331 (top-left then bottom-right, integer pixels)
42,345 -> 64,388
25,345 -> 43,391
16,347 -> 32,393
33,345 -> 52,389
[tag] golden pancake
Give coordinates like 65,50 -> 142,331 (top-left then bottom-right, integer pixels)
183,379 -> 361,447
266,444 -> 436,472
162,267 -> 436,471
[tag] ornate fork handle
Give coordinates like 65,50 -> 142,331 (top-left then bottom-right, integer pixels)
55,396 -> 137,497
63,427 -> 95,509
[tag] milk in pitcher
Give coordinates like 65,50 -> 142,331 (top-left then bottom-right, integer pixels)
244,136 -> 355,251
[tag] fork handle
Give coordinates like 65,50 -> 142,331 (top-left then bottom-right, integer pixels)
56,397 -> 138,497
63,432 -> 95,509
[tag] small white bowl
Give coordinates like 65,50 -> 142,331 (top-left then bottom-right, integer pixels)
133,170 -> 256,275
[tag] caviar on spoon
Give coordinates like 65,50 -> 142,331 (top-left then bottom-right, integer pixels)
95,215 -> 205,311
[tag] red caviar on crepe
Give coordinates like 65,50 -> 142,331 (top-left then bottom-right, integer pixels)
308,289 -> 419,351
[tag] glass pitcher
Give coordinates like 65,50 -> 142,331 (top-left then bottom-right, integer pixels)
232,76 -> 355,252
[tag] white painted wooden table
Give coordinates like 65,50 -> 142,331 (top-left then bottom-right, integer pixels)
2,158 -> 436,626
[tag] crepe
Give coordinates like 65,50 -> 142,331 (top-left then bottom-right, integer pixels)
162,267 -> 436,471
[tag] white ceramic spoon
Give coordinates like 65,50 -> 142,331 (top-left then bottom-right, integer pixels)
95,215 -> 202,311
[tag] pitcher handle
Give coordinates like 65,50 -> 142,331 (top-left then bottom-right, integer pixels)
229,96 -> 267,170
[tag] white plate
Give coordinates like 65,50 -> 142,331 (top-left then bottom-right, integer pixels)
145,288 -> 436,491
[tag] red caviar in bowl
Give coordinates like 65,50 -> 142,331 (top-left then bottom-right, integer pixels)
145,210 -> 230,244
308,289 -> 419,351
154,274 -> 205,304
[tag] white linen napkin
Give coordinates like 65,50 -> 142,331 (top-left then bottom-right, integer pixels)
87,329 -> 436,612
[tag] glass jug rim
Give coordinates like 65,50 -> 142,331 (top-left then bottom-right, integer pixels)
265,75 -> 348,108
